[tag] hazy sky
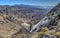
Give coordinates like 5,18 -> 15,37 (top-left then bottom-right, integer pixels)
0,0 -> 60,6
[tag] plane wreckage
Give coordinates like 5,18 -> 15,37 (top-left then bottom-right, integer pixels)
21,3 -> 60,33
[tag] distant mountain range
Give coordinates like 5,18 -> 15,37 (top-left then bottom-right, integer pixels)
0,4 -> 54,14
0,4 -> 54,24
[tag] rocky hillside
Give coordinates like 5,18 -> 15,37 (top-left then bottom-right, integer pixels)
0,3 -> 60,38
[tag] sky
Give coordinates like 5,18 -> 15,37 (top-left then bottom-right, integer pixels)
0,0 -> 60,6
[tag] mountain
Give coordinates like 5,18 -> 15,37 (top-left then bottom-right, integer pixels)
0,4 -> 59,38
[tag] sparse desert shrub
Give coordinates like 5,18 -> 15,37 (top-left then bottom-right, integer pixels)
38,32 -> 46,36
53,32 -> 60,38
37,27 -> 48,37
41,27 -> 48,32
31,32 -> 46,38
